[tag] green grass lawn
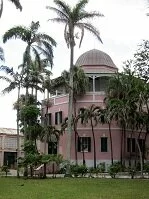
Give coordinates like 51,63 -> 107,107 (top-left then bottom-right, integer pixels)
0,177 -> 148,199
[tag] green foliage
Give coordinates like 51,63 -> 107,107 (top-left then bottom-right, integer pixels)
97,162 -> 106,173
71,164 -> 88,177
144,162 -> 149,174
1,166 -> 9,177
108,162 -> 122,178
127,167 -> 136,179
20,105 -> 40,124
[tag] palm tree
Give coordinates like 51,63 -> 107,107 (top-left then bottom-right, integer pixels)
81,104 -> 101,168
3,21 -> 56,146
99,108 -> 114,165
0,0 -> 22,18
47,0 -> 103,174
0,65 -> 24,177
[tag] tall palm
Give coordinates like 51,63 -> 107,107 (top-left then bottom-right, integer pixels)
40,125 -> 61,178
81,104 -> 101,168
0,65 -> 24,177
99,108 -> 114,165
3,21 -> 56,146
47,0 -> 103,174
0,0 -> 22,18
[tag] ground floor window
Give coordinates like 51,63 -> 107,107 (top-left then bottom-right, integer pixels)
4,152 -> 17,169
78,137 -> 91,152
127,138 -> 135,152
101,137 -> 108,152
138,139 -> 145,152
48,142 -> 57,154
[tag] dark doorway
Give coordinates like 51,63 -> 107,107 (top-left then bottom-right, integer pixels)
48,142 -> 57,154
4,152 -> 17,169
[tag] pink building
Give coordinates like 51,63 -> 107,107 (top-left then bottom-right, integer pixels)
41,49 -> 149,168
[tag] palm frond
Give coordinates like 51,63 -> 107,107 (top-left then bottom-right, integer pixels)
23,46 -> 31,66
46,6 -> 68,19
0,46 -> 4,61
3,26 -> 30,43
0,65 -> 14,76
0,0 -> 3,18
73,0 -> 88,20
37,33 -> 56,47
64,23 -> 69,48
1,82 -> 17,94
78,11 -> 104,21
31,46 -> 42,70
0,75 -> 12,83
48,17 -> 67,24
34,45 -> 53,68
9,0 -> 22,11
53,0 -> 71,16
77,22 -> 103,43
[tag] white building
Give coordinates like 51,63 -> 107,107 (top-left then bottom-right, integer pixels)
0,128 -> 24,168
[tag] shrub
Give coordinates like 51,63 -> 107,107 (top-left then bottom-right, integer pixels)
71,164 -> 87,177
1,166 -> 9,177
127,167 -> 136,179
97,162 -> 105,173
108,162 -> 121,178
144,162 -> 149,175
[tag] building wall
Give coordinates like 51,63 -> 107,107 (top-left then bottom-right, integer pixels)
41,63 -> 149,168
0,134 -> 24,167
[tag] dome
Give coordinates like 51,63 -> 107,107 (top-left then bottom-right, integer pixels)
75,49 -> 116,68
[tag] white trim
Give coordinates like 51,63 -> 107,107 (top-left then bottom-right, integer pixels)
77,100 -> 103,103
66,127 -> 121,130
54,101 -> 69,106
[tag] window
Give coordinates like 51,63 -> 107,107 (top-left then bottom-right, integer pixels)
48,142 -> 57,154
78,137 -> 91,152
79,108 -> 85,124
88,77 -> 93,92
45,113 -> 51,125
127,138 -> 136,152
55,111 -> 62,125
101,137 -> 108,152
138,139 -> 145,152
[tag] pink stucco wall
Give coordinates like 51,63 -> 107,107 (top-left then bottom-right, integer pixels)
41,63 -> 149,167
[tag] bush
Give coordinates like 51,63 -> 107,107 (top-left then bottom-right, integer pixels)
108,162 -> 121,178
97,162 -> 105,173
71,164 -> 87,177
127,167 -> 136,179
1,166 -> 9,177
144,162 -> 149,175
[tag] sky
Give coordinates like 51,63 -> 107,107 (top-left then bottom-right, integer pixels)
0,0 -> 149,129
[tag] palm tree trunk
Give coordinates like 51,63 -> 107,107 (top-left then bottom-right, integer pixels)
108,122 -> 113,165
17,85 -> 20,178
31,87 -> 34,96
142,130 -> 148,166
66,32 -> 74,176
43,163 -> 47,178
35,82 -> 38,103
135,128 -> 143,167
74,129 -> 78,165
129,132 -> 133,167
135,138 -> 143,178
91,119 -> 96,168
44,90 -> 49,154
120,127 -> 124,166
73,98 -> 78,165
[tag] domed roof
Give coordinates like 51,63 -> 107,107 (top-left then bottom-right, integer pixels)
75,49 -> 116,68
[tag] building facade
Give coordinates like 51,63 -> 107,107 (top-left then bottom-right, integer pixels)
41,49 -> 149,168
0,128 -> 24,168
